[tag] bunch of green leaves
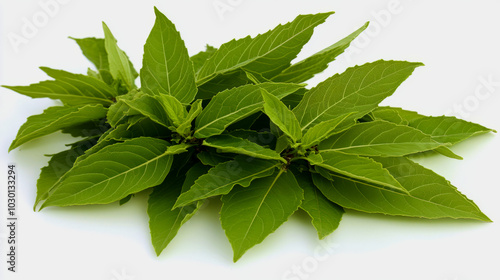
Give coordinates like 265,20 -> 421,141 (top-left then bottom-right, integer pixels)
4,8 -> 494,262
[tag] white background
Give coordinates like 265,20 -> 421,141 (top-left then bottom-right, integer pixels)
1,0 -> 500,279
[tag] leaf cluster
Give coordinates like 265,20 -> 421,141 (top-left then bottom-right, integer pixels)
4,8 -> 494,261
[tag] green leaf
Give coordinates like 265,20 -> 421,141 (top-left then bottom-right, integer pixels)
41,138 -> 190,208
108,92 -> 173,129
119,194 -> 133,205
371,107 -> 495,145
194,83 -> 302,138
176,99 -> 202,137
157,94 -> 188,127
197,12 -> 334,84
271,22 -> 369,83
3,68 -> 117,106
261,88 -> 302,143
141,8 -> 197,104
9,104 -> 107,151
370,106 -> 424,125
60,119 -> 109,138
196,150 -> 232,166
221,169 -> 304,261
71,37 -> 110,70
103,22 -> 136,90
407,115 -> 494,145
294,170 -> 343,239
280,89 -> 306,109
196,70 -> 251,100
35,138 -> 97,209
307,151 -> 407,193
106,118 -> 170,141
318,120 -> 445,157
190,45 -> 217,74
312,157 -> 490,221
40,67 -> 117,98
148,163 -> 210,255
226,129 -> 277,148
203,135 -> 285,162
173,156 -> 279,208
293,60 -> 423,132
300,113 -> 353,149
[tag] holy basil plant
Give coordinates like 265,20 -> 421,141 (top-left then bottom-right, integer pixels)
4,8 -> 494,262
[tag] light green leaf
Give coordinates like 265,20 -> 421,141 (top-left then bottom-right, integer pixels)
294,170 -> 343,239
141,8 -> 197,103
176,99 -> 202,137
221,169 -> 304,261
41,138 -> 189,208
9,104 -> 107,151
271,22 -> 369,83
103,22 -> 136,90
244,69 -> 272,84
190,45 -> 217,74
197,12 -> 334,85
318,120 -> 444,157
293,60 -> 423,131
370,106 -> 424,125
194,83 -> 302,138
261,88 -> 302,143
157,94 -> 187,127
148,163 -> 210,255
300,113 -> 354,149
173,156 -> 279,208
312,157 -> 490,221
203,135 -> 285,162
307,151 -> 407,193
